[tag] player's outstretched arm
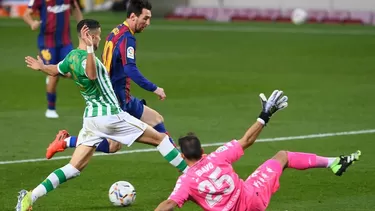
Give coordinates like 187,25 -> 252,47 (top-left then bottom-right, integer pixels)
238,121 -> 264,150
155,199 -> 177,211
118,36 -> 166,100
124,64 -> 166,100
238,90 -> 288,150
25,56 -> 59,76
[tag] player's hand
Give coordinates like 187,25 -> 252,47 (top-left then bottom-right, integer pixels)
154,87 -> 166,100
25,55 -> 44,71
31,20 -> 41,30
80,25 -> 93,46
258,90 -> 288,125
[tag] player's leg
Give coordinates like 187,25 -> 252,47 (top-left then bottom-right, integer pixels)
45,130 -> 120,159
136,125 -> 188,173
63,135 -> 119,153
46,75 -> 59,116
107,112 -> 188,173
284,150 -> 361,175
244,158 -> 284,210
45,97 -> 168,157
67,97 -> 174,155
244,150 -> 362,210
16,128 -> 99,211
128,97 -> 176,145
39,47 -> 59,118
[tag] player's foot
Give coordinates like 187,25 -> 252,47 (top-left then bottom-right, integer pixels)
45,109 -> 59,118
46,130 -> 69,159
331,150 -> 361,176
15,190 -> 32,211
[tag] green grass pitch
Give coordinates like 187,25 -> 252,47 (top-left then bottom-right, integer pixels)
0,12 -> 374,210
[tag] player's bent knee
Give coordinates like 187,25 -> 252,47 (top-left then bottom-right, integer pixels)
156,114 -> 164,124
109,141 -> 122,153
141,106 -> 164,126
272,150 -> 288,167
137,126 -> 166,146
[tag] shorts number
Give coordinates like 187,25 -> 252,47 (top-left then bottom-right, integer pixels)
102,40 -> 114,72
197,167 -> 235,208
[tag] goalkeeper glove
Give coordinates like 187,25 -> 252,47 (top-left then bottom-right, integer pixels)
257,90 -> 288,125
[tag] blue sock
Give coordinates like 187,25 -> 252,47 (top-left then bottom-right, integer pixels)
96,139 -> 110,153
153,123 -> 175,145
67,136 -> 77,148
47,92 -> 56,110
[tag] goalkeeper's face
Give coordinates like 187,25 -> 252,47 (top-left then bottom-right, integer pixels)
135,8 -> 151,33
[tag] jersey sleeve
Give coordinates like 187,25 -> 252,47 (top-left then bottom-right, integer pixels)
119,37 -> 157,92
119,36 -> 136,65
209,140 -> 244,164
28,0 -> 42,10
168,176 -> 189,208
57,58 -> 71,76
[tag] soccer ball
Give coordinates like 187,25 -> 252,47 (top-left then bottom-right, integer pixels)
291,8 -> 308,25
108,181 -> 136,206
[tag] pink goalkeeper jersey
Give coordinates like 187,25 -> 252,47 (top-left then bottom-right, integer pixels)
169,140 -> 254,211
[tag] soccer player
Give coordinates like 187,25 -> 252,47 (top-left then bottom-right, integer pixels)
23,0 -> 83,118
16,19 -> 187,211
45,0 -> 178,158
155,90 -> 361,211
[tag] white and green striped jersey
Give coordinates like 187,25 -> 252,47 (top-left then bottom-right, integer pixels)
57,49 -> 122,118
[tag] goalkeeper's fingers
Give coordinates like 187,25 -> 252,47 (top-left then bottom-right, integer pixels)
276,96 -> 288,106
268,90 -> 280,102
259,93 -> 267,102
277,102 -> 288,111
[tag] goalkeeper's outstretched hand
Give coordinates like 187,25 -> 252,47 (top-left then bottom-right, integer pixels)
258,90 -> 288,125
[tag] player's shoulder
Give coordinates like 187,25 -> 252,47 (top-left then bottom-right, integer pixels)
216,140 -> 238,151
206,140 -> 240,159
114,23 -> 135,37
122,30 -> 135,42
177,172 -> 193,184
63,49 -> 86,62
69,49 -> 86,57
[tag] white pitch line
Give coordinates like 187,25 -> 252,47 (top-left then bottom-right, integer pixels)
0,22 -> 374,35
0,129 -> 374,165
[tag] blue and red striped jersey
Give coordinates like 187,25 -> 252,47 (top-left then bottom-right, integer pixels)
103,22 -> 157,104
28,0 -> 74,48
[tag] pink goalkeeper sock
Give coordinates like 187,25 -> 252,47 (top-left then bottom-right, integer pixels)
287,152 -> 329,170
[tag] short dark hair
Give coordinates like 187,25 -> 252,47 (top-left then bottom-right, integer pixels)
178,132 -> 202,160
126,0 -> 152,18
76,19 -> 101,34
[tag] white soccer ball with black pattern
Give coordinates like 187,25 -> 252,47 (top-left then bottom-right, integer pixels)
108,181 -> 136,206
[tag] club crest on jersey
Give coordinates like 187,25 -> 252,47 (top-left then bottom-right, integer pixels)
81,59 -> 86,68
47,4 -> 70,13
41,49 -> 51,64
127,47 -> 135,59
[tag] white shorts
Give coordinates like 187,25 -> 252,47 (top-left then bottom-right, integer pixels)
77,112 -> 147,147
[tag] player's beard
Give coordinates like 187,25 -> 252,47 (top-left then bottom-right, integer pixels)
93,44 -> 98,51
135,22 -> 146,33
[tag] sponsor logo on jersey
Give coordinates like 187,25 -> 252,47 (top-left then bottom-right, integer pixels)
47,4 -> 70,14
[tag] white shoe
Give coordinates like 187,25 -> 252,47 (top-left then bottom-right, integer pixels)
45,109 -> 59,118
